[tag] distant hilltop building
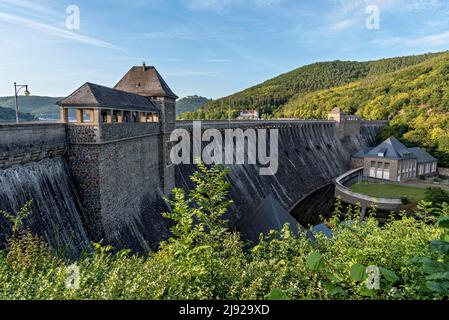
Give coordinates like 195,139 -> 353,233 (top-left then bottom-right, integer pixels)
237,109 -> 260,120
351,137 -> 438,182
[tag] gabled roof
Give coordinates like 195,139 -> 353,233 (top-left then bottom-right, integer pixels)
366,137 -> 412,160
408,147 -> 438,163
114,65 -> 178,99
352,148 -> 373,159
57,82 -> 160,113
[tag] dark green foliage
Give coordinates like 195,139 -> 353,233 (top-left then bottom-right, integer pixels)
425,188 -> 449,206
412,210 -> 449,297
277,53 -> 449,166
181,51 -> 449,167
180,52 -> 443,120
0,166 -> 446,300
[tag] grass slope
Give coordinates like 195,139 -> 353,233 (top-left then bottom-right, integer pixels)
351,182 -> 427,202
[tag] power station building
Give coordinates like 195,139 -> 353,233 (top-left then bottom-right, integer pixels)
352,137 -> 438,182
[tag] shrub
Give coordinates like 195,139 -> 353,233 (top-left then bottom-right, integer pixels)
0,165 -> 445,300
425,188 -> 449,206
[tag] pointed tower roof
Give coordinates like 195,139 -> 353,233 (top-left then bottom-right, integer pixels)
366,137 -> 413,160
114,63 -> 178,99
57,82 -> 160,112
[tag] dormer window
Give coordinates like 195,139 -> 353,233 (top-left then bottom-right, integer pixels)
378,148 -> 387,157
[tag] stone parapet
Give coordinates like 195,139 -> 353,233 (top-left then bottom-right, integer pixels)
67,122 -> 160,144
0,123 -> 66,169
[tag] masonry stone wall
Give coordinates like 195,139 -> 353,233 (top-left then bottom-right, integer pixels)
98,135 -> 169,251
66,144 -> 103,240
0,119 -> 386,254
153,98 -> 176,195
336,118 -> 361,139
176,121 -> 383,241
66,121 -> 170,251
100,123 -> 160,141
0,123 -> 66,169
67,125 -> 99,144
439,167 -> 449,178
67,123 -> 160,144
351,157 -> 364,169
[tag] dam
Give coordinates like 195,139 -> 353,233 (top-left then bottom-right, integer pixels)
175,119 -> 383,241
0,65 -> 386,254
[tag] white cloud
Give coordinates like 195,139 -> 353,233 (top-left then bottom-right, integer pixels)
334,0 -> 447,13
145,26 -> 220,39
187,0 -> 233,11
0,12 -> 119,49
207,58 -> 231,63
373,30 -> 449,47
186,0 -> 280,11
0,0 -> 57,16
254,0 -> 281,7
408,31 -> 449,46
329,19 -> 358,32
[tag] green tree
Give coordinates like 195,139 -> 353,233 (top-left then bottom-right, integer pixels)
425,188 -> 449,206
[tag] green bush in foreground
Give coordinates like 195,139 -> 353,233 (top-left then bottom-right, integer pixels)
0,164 -> 447,300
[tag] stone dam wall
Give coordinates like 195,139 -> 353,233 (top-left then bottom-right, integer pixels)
0,122 -> 171,254
0,120 -> 383,254
0,123 -> 90,257
0,123 -> 66,169
66,123 -> 170,252
175,121 -> 382,242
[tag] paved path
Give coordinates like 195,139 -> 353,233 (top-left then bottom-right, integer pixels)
401,181 -> 449,191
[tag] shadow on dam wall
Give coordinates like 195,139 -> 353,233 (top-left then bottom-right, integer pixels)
290,184 -> 336,226
176,123 -> 380,241
0,157 -> 90,258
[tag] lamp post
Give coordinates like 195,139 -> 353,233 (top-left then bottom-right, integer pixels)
14,82 -> 31,124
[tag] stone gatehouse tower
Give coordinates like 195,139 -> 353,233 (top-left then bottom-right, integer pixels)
58,64 -> 177,250
114,62 -> 177,194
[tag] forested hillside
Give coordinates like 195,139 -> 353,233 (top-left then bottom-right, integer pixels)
0,96 -> 61,119
180,51 -> 449,167
181,52 -> 443,120
277,52 -> 449,166
0,106 -> 36,122
176,95 -> 210,116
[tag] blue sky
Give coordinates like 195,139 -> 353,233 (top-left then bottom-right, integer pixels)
1,0 -> 449,99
